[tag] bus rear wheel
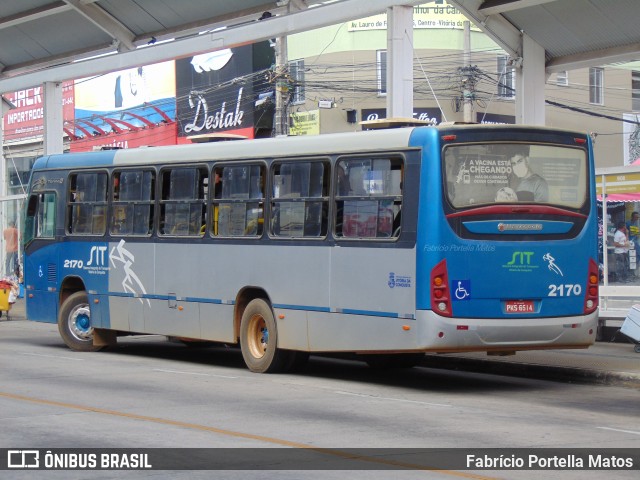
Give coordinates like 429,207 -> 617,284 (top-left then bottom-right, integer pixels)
58,291 -> 101,352
240,298 -> 291,373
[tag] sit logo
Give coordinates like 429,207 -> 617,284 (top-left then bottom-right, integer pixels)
87,246 -> 107,266
507,251 -> 533,265
503,251 -> 538,272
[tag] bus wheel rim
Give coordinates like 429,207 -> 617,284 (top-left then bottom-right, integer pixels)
69,305 -> 93,341
247,314 -> 267,359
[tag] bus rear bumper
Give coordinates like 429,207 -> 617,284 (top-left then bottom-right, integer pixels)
414,310 -> 598,353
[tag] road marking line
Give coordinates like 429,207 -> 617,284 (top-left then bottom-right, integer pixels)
335,390 -> 451,407
20,352 -> 82,361
153,368 -> 237,379
0,390 -> 493,479
597,426 -> 640,436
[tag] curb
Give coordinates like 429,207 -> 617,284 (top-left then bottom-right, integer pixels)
422,355 -> 640,388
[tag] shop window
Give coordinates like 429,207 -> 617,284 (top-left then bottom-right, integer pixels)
497,55 -> 514,99
377,50 -> 387,96
590,67 -> 604,105
556,71 -> 568,86
289,59 -> 306,104
632,70 -> 640,111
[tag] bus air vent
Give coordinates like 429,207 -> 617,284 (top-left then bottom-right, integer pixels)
47,264 -> 57,283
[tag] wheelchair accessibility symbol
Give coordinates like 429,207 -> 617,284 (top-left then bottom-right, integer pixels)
453,280 -> 471,300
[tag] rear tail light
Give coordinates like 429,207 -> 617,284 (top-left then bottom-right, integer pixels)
431,259 -> 452,317
584,258 -> 599,314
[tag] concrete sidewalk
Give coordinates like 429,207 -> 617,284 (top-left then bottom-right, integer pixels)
4,298 -> 639,387
423,341 -> 640,388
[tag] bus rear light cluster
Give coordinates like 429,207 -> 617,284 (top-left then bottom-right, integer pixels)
431,260 -> 452,317
584,258 -> 599,314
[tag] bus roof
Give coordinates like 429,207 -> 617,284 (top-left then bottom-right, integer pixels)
32,124 -> 589,171
34,128 -> 418,170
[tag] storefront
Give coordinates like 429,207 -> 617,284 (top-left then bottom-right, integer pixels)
596,166 -> 640,328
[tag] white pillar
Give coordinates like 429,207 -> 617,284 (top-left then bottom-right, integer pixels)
386,5 -> 413,119
1,97 -> 16,199
43,81 -> 64,154
1,100 -> 8,199
515,33 -> 546,125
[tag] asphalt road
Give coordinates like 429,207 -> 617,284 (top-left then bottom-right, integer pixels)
1,318 -> 638,480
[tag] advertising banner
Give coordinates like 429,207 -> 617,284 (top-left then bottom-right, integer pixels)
175,42 -> 274,140
623,112 -> 640,166
348,1 -> 481,31
361,108 -> 441,125
2,82 -> 74,142
73,61 -> 176,138
477,113 -> 515,125
289,110 -> 320,136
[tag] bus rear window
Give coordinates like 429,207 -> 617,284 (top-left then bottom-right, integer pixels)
444,143 -> 587,209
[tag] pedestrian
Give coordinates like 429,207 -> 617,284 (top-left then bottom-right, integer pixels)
3,221 -> 18,276
613,221 -> 630,282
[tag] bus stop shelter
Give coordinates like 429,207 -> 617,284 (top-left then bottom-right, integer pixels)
2,0 -> 640,316
597,166 -> 640,328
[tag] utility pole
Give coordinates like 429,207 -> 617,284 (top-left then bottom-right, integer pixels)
462,20 -> 473,123
274,36 -> 289,136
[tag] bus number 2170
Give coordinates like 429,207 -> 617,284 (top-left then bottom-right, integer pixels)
63,259 -> 84,269
548,284 -> 582,296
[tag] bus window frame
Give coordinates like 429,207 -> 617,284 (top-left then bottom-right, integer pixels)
441,142 -> 590,214
25,190 -> 58,246
66,169 -> 109,237
269,157 -> 330,240
158,163 -> 209,238
210,161 -> 267,239
110,167 -> 156,238
333,152 -> 405,242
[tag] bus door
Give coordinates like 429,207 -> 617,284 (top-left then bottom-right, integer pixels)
24,191 -> 59,322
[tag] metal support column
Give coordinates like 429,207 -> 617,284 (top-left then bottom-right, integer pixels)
43,82 -> 64,154
386,5 -> 413,119
0,97 -> 14,200
515,33 -> 546,125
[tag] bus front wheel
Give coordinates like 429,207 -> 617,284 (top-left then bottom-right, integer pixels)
240,298 -> 291,373
58,291 -> 101,352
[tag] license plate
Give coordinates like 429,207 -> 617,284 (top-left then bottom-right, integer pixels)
505,300 -> 534,313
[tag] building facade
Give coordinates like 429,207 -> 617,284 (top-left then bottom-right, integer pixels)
285,5 -> 640,170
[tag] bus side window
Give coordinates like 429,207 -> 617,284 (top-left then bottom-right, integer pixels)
335,157 -> 403,240
67,172 -> 107,236
212,164 -> 264,237
270,160 -> 328,238
25,192 -> 56,243
160,167 -> 207,236
111,170 -> 155,236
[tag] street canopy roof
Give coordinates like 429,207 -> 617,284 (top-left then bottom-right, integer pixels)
449,0 -> 640,72
1,0 -> 639,94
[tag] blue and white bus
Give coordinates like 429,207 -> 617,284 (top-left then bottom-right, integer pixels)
23,124 -> 599,372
